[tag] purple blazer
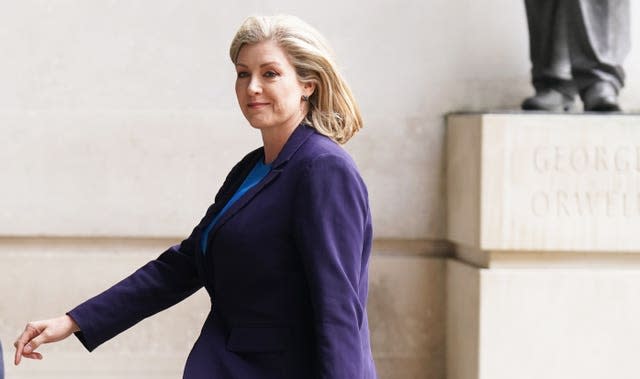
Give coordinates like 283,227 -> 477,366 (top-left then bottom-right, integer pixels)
68,125 -> 377,379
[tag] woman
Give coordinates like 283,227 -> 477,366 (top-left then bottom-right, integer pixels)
14,14 -> 377,379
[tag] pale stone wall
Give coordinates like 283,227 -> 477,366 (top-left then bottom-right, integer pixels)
2,2 -> 640,240
446,114 -> 640,379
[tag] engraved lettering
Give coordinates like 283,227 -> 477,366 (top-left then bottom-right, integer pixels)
530,191 -> 640,217
529,144 -> 640,219
569,147 -> 589,173
556,191 -> 570,216
531,191 -> 549,217
595,146 -> 608,171
573,191 -> 596,216
533,145 -> 640,174
614,147 -> 630,172
554,146 -> 567,172
533,146 -> 551,173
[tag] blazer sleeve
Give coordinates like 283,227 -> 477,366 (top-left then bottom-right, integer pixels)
66,149 -> 261,352
67,226 -> 203,352
293,153 -> 372,378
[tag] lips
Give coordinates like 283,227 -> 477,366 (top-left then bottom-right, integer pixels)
248,102 -> 270,109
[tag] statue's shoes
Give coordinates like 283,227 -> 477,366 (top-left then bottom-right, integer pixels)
521,88 -> 575,112
581,81 -> 621,112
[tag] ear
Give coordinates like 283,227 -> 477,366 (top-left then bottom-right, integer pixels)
302,81 -> 316,97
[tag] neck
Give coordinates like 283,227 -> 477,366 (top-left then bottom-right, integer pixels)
260,115 -> 305,164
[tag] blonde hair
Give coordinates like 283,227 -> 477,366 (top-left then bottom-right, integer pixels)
229,15 -> 363,144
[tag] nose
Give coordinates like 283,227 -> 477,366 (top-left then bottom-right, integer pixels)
247,76 -> 262,95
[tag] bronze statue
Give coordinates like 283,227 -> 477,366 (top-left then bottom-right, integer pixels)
522,0 -> 630,112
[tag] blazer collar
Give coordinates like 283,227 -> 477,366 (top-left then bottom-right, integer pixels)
270,123 -> 316,169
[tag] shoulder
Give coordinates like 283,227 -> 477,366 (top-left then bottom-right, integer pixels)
292,132 -> 370,217
295,131 -> 360,174
292,131 -> 367,198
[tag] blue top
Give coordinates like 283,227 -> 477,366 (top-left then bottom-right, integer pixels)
200,157 -> 272,253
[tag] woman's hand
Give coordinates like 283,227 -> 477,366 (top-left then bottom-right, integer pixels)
13,315 -> 80,365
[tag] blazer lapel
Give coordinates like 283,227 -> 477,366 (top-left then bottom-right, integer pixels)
205,124 -> 316,248
205,168 -> 281,244
195,149 -> 261,258
270,123 -> 315,169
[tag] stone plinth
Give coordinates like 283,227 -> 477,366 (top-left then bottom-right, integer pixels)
446,113 -> 640,379
447,113 -> 640,252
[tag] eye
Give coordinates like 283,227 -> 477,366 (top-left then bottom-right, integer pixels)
237,71 -> 249,79
264,70 -> 279,78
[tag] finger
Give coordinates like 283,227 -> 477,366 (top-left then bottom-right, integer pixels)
14,334 -> 29,365
14,341 -> 22,365
22,351 -> 43,360
21,323 -> 42,340
15,336 -> 29,365
14,324 -> 42,365
17,324 -> 42,348
23,333 -> 49,354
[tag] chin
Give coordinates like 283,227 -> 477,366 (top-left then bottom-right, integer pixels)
246,118 -> 273,130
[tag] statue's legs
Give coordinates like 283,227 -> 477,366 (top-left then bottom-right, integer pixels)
523,0 -> 630,111
567,0 -> 630,93
523,0 -> 576,110
524,0 -> 576,98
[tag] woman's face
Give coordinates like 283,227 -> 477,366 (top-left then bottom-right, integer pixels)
235,40 -> 312,131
